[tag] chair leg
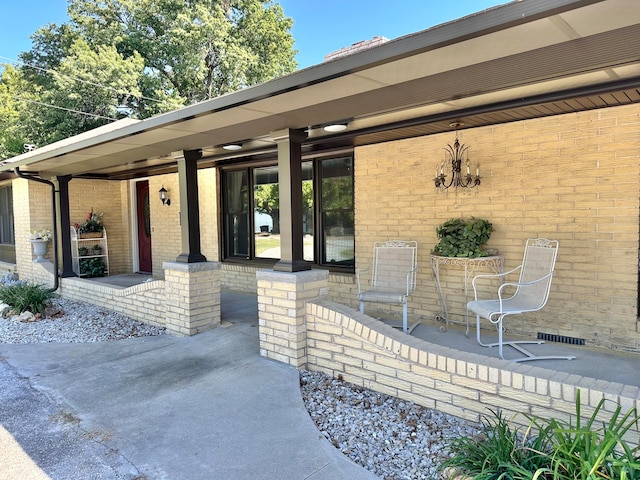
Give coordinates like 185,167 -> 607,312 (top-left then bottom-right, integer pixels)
402,303 -> 408,333
475,313 -> 575,362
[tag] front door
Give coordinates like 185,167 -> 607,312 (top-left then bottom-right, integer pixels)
136,181 -> 153,273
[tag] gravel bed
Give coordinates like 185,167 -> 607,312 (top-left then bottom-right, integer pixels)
300,370 -> 481,480
0,296 -> 166,343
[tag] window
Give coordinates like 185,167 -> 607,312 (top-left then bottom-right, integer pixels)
221,156 -> 354,270
0,186 -> 15,263
320,158 -> 354,266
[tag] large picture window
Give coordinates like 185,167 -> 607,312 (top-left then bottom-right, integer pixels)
221,156 -> 354,270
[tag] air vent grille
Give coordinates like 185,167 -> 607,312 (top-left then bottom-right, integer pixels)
537,332 -> 585,345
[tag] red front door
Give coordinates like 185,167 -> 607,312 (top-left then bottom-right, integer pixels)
136,181 -> 153,273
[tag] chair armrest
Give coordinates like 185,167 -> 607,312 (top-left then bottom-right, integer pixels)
471,264 -> 522,300
356,266 -> 371,293
491,273 -> 554,317
405,266 -> 417,296
496,272 -> 553,299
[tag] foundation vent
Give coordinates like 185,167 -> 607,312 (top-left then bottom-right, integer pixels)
537,332 -> 585,345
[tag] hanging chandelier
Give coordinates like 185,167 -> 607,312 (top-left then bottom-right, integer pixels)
434,122 -> 480,191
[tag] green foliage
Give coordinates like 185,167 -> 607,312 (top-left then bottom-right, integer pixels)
441,390 -> 640,480
0,282 -> 55,314
1,0 -> 297,157
536,391 -> 640,480
77,209 -> 104,234
432,217 -> 493,257
80,257 -> 106,277
442,409 -> 552,480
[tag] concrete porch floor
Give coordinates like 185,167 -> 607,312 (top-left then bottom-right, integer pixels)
89,274 -> 640,390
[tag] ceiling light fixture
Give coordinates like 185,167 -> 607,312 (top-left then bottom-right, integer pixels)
222,144 -> 242,151
323,123 -> 348,132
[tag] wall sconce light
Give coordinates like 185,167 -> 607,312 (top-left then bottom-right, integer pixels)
159,185 -> 171,206
434,122 -> 480,192
323,123 -> 348,132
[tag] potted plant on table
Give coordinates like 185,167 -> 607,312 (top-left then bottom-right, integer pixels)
76,208 -> 104,239
432,218 -> 494,257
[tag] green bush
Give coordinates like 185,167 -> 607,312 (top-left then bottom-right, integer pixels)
80,257 -> 105,277
441,390 -> 640,479
0,282 -> 55,314
433,217 -> 493,257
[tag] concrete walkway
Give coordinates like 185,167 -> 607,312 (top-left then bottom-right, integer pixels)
0,291 -> 377,480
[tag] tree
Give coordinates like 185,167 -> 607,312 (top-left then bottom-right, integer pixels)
0,65 -> 42,158
254,180 -> 314,235
1,0 -> 297,157
66,0 -> 297,112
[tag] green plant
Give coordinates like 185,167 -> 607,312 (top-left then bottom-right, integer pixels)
440,391 -> 640,480
534,391 -> 640,480
76,208 -> 104,234
0,282 -> 55,314
433,217 -> 493,257
92,244 -> 102,254
80,257 -> 105,277
78,245 -> 89,256
441,409 -> 552,479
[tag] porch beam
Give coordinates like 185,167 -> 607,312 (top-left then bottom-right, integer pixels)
173,149 -> 206,263
271,128 -> 310,272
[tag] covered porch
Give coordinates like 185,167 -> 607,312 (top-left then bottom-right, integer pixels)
0,0 -> 637,435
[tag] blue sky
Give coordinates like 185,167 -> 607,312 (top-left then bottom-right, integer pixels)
1,0 -> 508,70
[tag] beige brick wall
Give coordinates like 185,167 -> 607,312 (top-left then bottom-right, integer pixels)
149,174 -> 181,277
149,169 -> 219,279
354,104 -> 640,351
14,179 -> 54,281
28,261 -> 167,326
69,179 -> 131,275
304,299 -> 640,444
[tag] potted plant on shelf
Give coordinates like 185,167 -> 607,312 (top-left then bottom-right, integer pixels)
79,257 -> 105,277
92,244 -> 102,255
28,228 -> 52,262
78,245 -> 89,256
76,209 -> 104,238
432,218 -> 494,258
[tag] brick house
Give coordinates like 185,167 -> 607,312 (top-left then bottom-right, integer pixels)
1,0 -> 639,432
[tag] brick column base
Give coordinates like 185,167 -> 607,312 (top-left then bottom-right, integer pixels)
163,261 -> 221,336
256,269 -> 328,367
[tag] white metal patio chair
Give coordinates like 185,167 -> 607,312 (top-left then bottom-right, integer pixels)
357,240 -> 418,333
467,238 -> 575,362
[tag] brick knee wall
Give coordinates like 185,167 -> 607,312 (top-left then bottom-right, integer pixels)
304,299 -> 640,443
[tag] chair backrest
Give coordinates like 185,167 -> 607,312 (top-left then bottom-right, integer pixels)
513,238 -> 559,311
371,241 -> 418,295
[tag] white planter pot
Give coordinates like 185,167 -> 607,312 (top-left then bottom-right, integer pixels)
30,239 -> 49,262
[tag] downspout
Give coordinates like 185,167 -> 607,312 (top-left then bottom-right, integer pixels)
14,167 -> 60,292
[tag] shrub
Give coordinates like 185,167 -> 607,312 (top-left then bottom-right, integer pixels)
441,409 -> 552,479
79,257 -> 105,277
0,282 -> 55,314
433,217 -> 493,257
440,391 -> 640,480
